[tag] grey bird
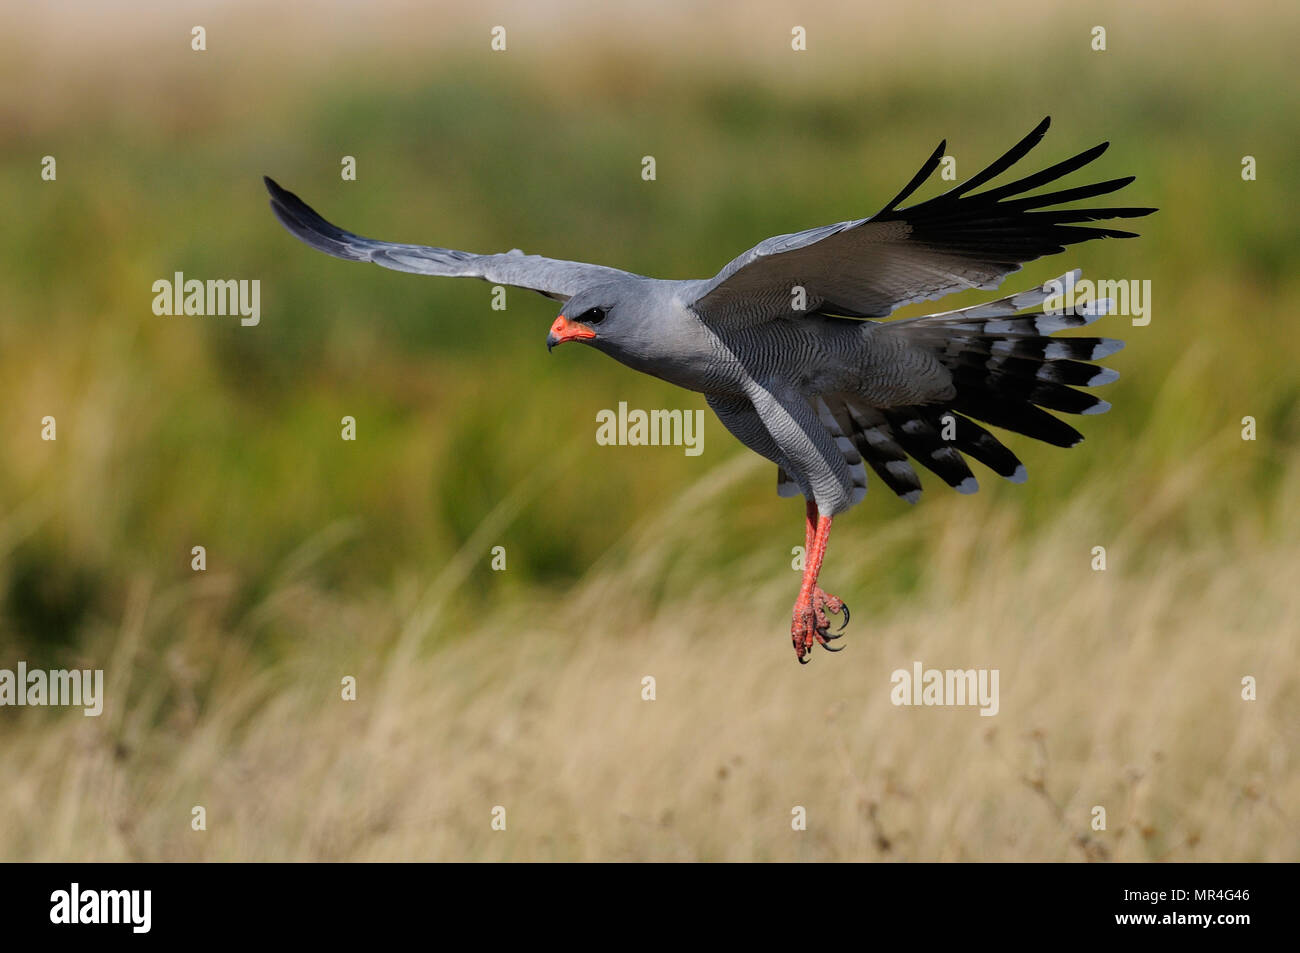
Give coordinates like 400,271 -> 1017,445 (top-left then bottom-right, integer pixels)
265,116 -> 1155,663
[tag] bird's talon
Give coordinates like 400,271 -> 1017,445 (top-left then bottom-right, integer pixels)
792,585 -> 851,661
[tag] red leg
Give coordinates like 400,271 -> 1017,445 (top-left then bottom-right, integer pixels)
792,502 -> 849,663
805,502 -> 849,633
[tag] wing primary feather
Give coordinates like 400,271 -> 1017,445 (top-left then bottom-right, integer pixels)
875,139 -> 947,215
945,116 -> 1052,198
1029,207 -> 1158,223
970,142 -> 1110,204
265,176 -> 379,261
1000,176 -> 1135,210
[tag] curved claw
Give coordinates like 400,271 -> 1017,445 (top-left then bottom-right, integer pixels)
837,603 -> 850,631
822,628 -> 844,642
820,640 -> 845,652
798,653 -> 811,665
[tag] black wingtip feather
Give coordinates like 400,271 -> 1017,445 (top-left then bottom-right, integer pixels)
876,139 -> 947,215
947,117 -> 1052,198
973,141 -> 1111,204
263,177 -> 375,262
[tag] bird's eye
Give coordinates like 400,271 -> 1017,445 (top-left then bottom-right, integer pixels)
578,307 -> 607,325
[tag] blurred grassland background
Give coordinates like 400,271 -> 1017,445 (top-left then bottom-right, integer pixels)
0,0 -> 1297,860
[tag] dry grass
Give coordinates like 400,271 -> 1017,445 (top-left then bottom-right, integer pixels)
2,444 -> 1295,862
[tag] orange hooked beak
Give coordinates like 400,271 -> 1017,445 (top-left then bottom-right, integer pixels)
546,314 -> 597,351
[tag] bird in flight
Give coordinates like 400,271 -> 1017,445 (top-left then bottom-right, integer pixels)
265,117 -> 1154,664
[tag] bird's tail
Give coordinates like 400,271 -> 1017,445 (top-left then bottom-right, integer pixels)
828,270 -> 1123,501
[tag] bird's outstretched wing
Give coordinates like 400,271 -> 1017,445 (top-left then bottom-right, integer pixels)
264,177 -> 640,302
689,117 -> 1156,322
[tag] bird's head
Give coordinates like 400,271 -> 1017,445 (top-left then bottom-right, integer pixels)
545,279 -> 690,384
546,285 -> 624,353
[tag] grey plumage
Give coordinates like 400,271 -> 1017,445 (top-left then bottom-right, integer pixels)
266,177 -> 639,301
266,116 -> 1153,531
